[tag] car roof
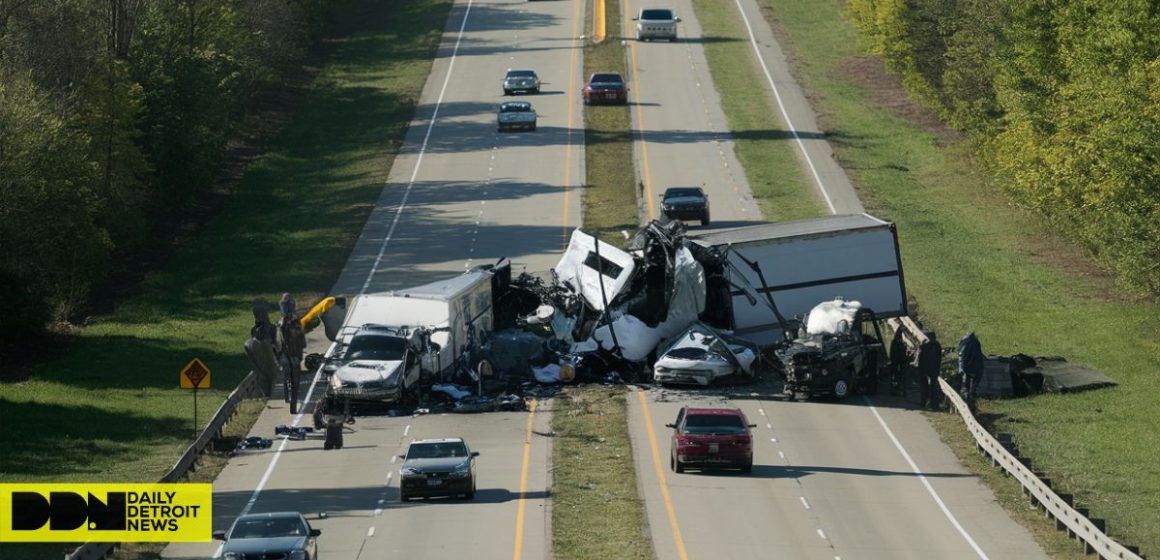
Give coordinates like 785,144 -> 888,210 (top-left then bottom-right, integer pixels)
506,68 -> 535,73
501,101 -> 533,108
410,437 -> 466,444
681,407 -> 744,416
589,72 -> 624,80
664,187 -> 704,195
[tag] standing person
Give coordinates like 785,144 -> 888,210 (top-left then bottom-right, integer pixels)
917,332 -> 942,410
958,332 -> 984,413
888,328 -> 909,397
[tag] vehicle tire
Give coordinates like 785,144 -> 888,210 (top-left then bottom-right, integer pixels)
400,493 -> 411,502
533,86 -> 540,94
670,36 -> 677,43
672,454 -> 685,473
740,463 -> 752,474
503,88 -> 511,96
530,123 -> 537,132
323,439 -> 333,450
834,377 -> 851,399
701,214 -> 710,226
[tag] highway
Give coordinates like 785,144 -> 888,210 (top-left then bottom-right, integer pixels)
163,0 -> 1052,558
622,0 -> 1046,559
165,0 -> 582,558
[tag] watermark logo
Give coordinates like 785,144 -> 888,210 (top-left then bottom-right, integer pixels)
0,484 -> 212,542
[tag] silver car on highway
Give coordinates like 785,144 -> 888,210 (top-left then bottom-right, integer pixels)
502,69 -> 540,95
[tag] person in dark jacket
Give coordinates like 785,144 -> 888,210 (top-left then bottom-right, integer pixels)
958,332 -> 984,412
888,328 -> 909,397
917,332 -> 942,410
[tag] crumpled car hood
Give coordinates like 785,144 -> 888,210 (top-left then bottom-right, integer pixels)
332,359 -> 403,384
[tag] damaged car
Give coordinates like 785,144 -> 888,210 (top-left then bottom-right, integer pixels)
328,325 -> 431,404
654,323 -> 756,386
777,298 -> 886,399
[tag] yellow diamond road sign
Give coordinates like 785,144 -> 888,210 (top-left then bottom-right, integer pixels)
180,358 -> 211,389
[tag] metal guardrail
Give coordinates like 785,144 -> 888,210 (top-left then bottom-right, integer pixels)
66,371 -> 261,560
888,316 -> 1143,560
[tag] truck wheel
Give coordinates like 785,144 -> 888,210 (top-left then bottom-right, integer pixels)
834,378 -> 850,399
701,214 -> 710,226
531,123 -> 537,132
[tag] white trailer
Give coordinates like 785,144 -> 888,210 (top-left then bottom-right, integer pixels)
690,214 -> 907,345
323,263 -> 509,379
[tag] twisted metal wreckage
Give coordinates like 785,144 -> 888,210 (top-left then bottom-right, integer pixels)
248,214 -> 912,417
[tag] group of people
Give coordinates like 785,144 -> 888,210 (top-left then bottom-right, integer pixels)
887,328 -> 984,412
250,293 -> 307,403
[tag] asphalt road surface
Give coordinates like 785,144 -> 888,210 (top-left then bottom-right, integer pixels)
165,0 -> 582,558
623,0 -> 1045,559
622,0 -> 764,228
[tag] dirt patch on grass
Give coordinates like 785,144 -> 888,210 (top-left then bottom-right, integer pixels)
835,55 -> 958,144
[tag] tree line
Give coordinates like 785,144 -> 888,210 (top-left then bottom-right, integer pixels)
846,0 -> 1159,295
0,0 -> 331,340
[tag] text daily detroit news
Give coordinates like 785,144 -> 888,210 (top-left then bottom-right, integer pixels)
0,483 -> 212,542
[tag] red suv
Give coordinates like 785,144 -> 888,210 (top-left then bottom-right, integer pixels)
667,407 -> 755,473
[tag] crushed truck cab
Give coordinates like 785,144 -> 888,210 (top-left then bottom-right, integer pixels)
777,298 -> 886,400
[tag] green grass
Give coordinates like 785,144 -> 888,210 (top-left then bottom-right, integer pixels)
583,0 -> 638,246
690,0 -> 823,221
0,0 -> 452,557
551,386 -> 653,560
747,0 -> 1160,555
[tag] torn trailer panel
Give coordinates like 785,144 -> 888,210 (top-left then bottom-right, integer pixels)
689,214 -> 907,345
555,230 -> 636,312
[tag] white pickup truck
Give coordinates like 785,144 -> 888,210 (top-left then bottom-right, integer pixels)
633,8 -> 680,42
497,101 -> 537,132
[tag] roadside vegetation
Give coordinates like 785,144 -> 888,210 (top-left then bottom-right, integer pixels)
0,0 -> 453,557
582,0 -> 639,246
689,0 -> 823,221
551,386 -> 653,560
0,0 -> 332,340
729,0 -> 1159,555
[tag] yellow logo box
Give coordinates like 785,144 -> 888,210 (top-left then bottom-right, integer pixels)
0,483 -> 212,542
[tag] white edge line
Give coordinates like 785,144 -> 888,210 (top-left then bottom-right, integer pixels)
238,343 -> 335,518
733,0 -> 837,214
864,397 -> 990,559
799,496 -> 811,510
359,0 -> 476,294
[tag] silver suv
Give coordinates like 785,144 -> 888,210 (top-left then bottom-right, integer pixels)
634,8 -> 680,42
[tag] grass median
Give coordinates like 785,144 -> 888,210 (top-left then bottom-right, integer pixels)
549,4 -> 652,560
583,0 -> 639,246
0,0 -> 453,557
551,385 -> 653,560
731,0 -> 1160,555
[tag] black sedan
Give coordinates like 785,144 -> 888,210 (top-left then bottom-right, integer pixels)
398,438 -> 479,501
215,511 -> 320,560
584,72 -> 628,105
661,187 -> 710,225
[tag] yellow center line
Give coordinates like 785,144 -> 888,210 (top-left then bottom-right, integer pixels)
623,0 -> 656,221
637,391 -> 689,560
562,0 -> 582,250
512,398 -> 538,560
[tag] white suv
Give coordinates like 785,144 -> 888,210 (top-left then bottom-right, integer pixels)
634,8 -> 680,42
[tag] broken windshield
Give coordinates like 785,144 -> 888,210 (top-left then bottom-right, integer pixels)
345,334 -> 407,361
